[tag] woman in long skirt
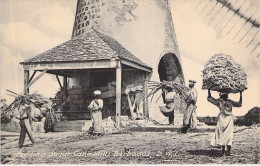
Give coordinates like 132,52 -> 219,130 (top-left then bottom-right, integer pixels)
207,90 -> 242,156
88,90 -> 103,135
41,101 -> 55,133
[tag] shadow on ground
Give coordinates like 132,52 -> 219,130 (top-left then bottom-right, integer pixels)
187,149 -> 223,157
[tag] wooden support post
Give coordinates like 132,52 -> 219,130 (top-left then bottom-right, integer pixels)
63,76 -> 68,99
143,73 -> 149,118
116,61 -> 122,127
24,70 -> 29,94
26,69 -> 47,89
29,71 -> 37,83
56,75 -> 63,90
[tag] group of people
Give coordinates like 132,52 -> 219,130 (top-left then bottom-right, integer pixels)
13,97 -> 56,148
163,79 -> 243,156
15,81 -> 243,156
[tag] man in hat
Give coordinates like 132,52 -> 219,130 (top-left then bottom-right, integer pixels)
182,80 -> 198,133
208,90 -> 242,156
88,90 -> 103,136
14,97 -> 36,148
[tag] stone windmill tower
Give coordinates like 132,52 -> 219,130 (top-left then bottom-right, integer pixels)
71,0 -> 185,122
72,0 -> 184,83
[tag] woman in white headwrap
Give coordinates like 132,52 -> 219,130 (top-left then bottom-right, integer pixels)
207,90 -> 242,156
88,90 -> 103,135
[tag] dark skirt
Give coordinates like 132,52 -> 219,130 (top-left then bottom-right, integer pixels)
44,112 -> 55,132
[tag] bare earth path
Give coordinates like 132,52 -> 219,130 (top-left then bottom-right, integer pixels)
1,126 -> 259,164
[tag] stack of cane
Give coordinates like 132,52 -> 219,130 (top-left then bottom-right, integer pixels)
202,53 -> 247,93
1,90 -> 53,124
147,80 -> 190,102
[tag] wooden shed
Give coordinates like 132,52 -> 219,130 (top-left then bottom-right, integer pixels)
20,29 -> 152,126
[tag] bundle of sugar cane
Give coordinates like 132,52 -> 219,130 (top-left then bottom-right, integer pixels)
147,80 -> 190,102
202,53 -> 247,93
1,90 -> 52,124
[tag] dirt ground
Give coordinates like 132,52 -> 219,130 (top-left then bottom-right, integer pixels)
1,126 -> 259,164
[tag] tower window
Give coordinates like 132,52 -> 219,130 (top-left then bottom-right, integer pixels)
84,16 -> 88,20
82,23 -> 84,27
86,21 -> 89,26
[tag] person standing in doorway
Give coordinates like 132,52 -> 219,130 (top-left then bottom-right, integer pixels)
207,90 -> 242,156
88,90 -> 104,136
14,97 -> 36,148
182,80 -> 198,133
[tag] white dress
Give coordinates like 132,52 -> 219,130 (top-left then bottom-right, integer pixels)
88,99 -> 103,134
208,97 -> 241,146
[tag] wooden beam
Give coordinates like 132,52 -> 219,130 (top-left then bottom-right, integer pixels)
29,71 -> 37,83
26,69 -> 47,89
24,70 -> 29,94
115,61 -> 122,127
143,74 -> 149,118
121,59 -> 152,73
56,75 -> 63,90
23,60 -> 117,70
46,70 -> 73,78
63,76 -> 68,99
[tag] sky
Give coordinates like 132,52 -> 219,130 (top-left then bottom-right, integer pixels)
0,0 -> 259,117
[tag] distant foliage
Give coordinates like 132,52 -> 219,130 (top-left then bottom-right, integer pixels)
243,107 -> 260,126
199,107 -> 260,126
197,116 -> 218,126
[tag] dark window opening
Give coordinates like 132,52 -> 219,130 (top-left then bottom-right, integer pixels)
90,71 -> 115,87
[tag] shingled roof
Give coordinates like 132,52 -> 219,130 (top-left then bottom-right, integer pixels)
21,29 -> 151,69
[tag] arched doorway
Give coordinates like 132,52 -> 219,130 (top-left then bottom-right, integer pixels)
158,53 -> 184,102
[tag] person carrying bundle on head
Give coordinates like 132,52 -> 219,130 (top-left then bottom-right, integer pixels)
207,90 -> 242,156
181,80 -> 198,133
14,97 -> 36,148
88,90 -> 104,136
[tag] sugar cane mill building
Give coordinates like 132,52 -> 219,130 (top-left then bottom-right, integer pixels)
20,29 -> 152,126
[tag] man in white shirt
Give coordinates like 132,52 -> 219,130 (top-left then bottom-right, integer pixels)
14,97 -> 36,148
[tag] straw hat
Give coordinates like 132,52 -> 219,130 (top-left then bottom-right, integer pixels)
94,90 -> 101,95
130,87 -> 136,92
189,80 -> 196,84
135,85 -> 143,91
219,92 -> 228,97
125,88 -> 130,94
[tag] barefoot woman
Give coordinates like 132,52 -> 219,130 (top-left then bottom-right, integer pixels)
207,90 -> 242,156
